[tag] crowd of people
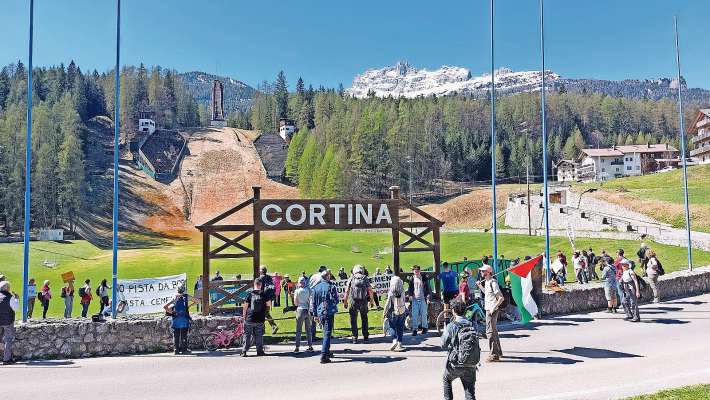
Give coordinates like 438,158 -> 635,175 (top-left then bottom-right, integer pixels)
17,277 -> 113,320
550,243 -> 665,322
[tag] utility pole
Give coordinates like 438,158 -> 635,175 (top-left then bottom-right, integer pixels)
526,129 -> 532,236
407,156 -> 414,222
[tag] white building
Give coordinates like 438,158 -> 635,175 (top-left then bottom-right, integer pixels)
554,159 -> 577,182
138,118 -> 156,135
279,118 -> 296,142
689,109 -> 710,164
576,144 -> 679,182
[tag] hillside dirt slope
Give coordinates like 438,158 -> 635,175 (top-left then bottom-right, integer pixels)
419,186 -> 522,228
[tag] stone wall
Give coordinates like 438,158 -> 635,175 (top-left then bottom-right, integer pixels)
539,266 -> 710,316
10,315 -> 233,361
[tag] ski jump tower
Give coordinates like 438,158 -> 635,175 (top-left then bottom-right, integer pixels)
210,79 -> 227,128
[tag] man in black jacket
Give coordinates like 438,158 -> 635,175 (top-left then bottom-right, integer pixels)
258,265 -> 279,334
406,265 -> 431,335
0,281 -> 19,365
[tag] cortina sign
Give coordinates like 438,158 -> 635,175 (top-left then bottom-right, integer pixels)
253,200 -> 400,230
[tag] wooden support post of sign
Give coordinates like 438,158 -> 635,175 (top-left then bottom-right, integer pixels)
201,230 -> 210,315
252,185 -> 261,280
432,224 -> 442,294
390,186 -> 401,276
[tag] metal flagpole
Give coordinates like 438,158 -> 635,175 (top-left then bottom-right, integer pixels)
674,16 -> 693,271
540,0 -> 552,283
21,0 -> 35,323
489,0 -> 499,272
112,0 -> 121,317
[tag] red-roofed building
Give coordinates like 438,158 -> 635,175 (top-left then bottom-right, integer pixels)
689,109 -> 710,164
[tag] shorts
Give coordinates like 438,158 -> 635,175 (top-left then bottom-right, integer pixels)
442,291 -> 459,304
603,283 -> 616,301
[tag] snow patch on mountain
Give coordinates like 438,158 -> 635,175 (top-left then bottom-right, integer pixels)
346,61 -> 559,99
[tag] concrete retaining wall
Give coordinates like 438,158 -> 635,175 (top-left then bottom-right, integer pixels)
539,266 -> 710,316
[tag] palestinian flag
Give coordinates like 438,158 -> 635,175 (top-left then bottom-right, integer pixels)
508,255 -> 543,324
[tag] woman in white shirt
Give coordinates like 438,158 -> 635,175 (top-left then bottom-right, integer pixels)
572,251 -> 588,284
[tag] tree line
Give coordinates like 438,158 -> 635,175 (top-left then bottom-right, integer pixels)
0,61 -> 201,235
252,72 -> 701,199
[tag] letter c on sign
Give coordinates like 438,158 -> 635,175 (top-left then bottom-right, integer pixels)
262,204 -> 282,226
285,204 -> 307,226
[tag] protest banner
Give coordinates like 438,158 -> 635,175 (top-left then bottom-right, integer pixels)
117,273 -> 187,315
334,274 -> 393,301
61,271 -> 75,283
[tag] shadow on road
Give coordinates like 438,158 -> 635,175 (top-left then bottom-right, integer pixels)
555,346 -> 642,359
501,355 -> 581,365
663,300 -> 706,306
10,360 -> 78,368
639,318 -> 690,325
331,355 -> 406,364
499,333 -> 531,339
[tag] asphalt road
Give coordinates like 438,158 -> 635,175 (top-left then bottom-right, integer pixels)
3,294 -> 710,400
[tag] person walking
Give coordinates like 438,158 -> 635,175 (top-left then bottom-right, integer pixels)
96,279 -> 110,315
645,249 -> 662,303
477,265 -> 503,362
293,277 -> 313,352
273,272 -> 283,307
406,265 -> 431,336
620,260 -> 641,322
311,270 -> 339,364
0,281 -> 19,365
614,249 -> 627,309
61,280 -> 75,318
79,279 -> 92,317
26,278 -> 36,319
383,275 -> 407,352
458,271 -> 472,304
583,250 -> 599,281
573,251 -> 588,284
39,280 -> 51,319
308,266 -> 328,342
600,259 -> 618,313
441,299 -> 478,400
163,284 -> 193,355
258,265 -> 279,334
343,265 -> 375,344
241,279 -> 268,357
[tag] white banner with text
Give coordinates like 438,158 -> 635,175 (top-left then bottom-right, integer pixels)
117,273 -> 187,315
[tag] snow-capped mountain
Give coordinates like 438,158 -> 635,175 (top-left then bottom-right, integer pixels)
346,61 -> 559,99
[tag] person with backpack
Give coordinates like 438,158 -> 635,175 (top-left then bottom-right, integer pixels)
441,299 -> 479,400
476,265 -> 503,362
383,275 -> 408,352
311,269 -> 339,364
600,259 -> 618,313
163,284 -> 194,354
343,265 -> 375,344
0,281 -> 19,365
637,243 -> 649,277
406,265 -> 431,336
257,266 -> 279,335
39,280 -> 51,319
620,260 -> 641,322
241,279 -> 269,357
293,277 -> 313,353
61,280 -> 75,318
79,279 -> 92,318
645,249 -> 663,303
439,262 -> 459,318
96,279 -> 110,315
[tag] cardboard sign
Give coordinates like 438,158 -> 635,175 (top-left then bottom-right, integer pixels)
61,271 -> 75,283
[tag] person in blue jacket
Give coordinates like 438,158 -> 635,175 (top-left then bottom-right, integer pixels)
164,284 -> 194,355
311,270 -> 339,364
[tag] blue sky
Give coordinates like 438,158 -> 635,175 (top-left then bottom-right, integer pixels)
1,0 -> 709,89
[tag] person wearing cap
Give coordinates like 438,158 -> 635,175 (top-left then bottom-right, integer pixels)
293,276 -> 313,352
163,283 -> 194,355
311,269 -> 339,364
476,264 -> 504,362
620,260 -> 641,322
344,265 -> 375,344
406,265 -> 431,336
0,280 -> 19,364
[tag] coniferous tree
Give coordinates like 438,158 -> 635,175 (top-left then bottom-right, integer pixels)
274,71 -> 289,120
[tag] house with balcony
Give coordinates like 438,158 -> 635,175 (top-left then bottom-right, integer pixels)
576,144 -> 679,182
689,109 -> 710,164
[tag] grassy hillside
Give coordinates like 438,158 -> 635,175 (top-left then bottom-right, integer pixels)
577,164 -> 710,232
2,231 -> 708,320
625,384 -> 710,400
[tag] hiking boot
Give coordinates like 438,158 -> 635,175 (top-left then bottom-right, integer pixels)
256,351 -> 266,356
486,355 -> 500,363
632,318 -> 640,322
352,338 -> 358,344
182,349 -> 192,355
240,352 -> 248,357
390,340 -> 399,351
394,343 -> 406,352
363,337 -> 369,343
294,347 -> 300,353
320,357 -> 331,364
411,330 -> 418,337
421,328 -> 428,335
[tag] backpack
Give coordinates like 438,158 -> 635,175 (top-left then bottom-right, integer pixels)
78,287 -> 86,297
656,259 -> 665,276
350,275 -> 368,302
637,248 -> 646,260
37,292 -> 44,301
96,286 -> 101,296
60,288 -> 67,298
447,322 -> 481,367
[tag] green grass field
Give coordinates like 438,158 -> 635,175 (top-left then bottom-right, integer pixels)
625,384 -> 710,399
579,164 -> 710,206
2,230 -> 708,325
